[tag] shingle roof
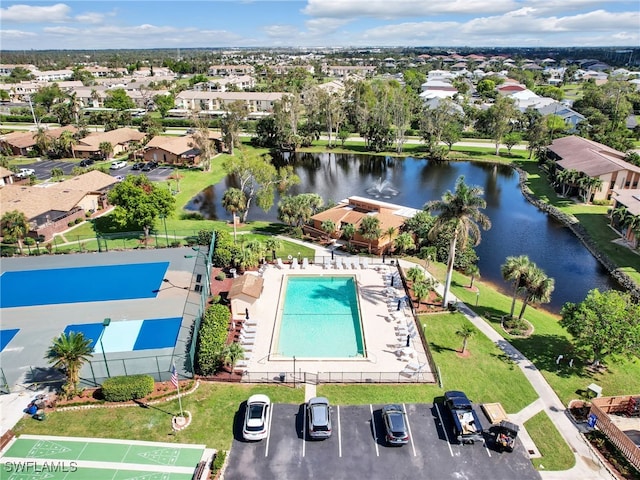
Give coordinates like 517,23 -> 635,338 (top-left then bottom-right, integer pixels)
550,135 -> 640,176
612,189 -> 640,216
49,170 -> 117,193
229,274 -> 264,299
75,127 -> 145,149
145,135 -> 203,156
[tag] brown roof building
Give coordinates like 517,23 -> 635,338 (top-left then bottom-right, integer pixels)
0,170 -> 117,240
143,134 -> 223,167
305,196 -> 418,254
229,273 -> 264,319
73,127 -> 145,159
0,125 -> 77,156
548,135 -> 640,201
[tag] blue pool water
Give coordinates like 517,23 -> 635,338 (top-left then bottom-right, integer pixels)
0,262 -> 169,308
276,276 -> 365,358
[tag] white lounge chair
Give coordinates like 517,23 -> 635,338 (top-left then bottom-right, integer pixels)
245,318 -> 258,326
333,259 -> 340,269
360,257 -> 369,269
276,258 -> 284,269
291,257 -> 299,269
241,326 -> 256,335
342,258 -> 349,269
323,259 -> 331,269
400,362 -> 424,378
302,258 -> 309,269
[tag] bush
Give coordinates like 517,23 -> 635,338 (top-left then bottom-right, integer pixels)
171,240 -> 182,247
181,212 -> 204,220
101,374 -> 155,402
212,451 -> 226,474
215,272 -> 226,281
67,221 -> 74,227
592,199 -> 611,206
74,217 -> 83,224
195,304 -> 230,375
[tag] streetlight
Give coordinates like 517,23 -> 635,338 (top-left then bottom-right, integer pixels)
159,213 -> 169,247
476,291 -> 480,306
100,318 -> 111,378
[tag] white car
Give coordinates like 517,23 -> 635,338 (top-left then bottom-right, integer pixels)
243,394 -> 271,441
110,160 -> 127,170
15,168 -> 35,178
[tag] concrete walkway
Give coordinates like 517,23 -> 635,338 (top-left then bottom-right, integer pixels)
398,259 -> 614,480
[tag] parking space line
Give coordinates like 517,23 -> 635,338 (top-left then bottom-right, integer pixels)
265,404 -> 274,457
369,404 -> 379,457
402,403 -> 417,457
434,403 -> 454,457
302,403 -> 306,458
337,405 -> 342,457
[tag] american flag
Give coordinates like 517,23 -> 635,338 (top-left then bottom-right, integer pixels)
170,363 -> 179,388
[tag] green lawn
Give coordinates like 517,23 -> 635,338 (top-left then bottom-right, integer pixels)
424,259 -> 640,405
13,383 -> 303,451
525,411 -> 576,471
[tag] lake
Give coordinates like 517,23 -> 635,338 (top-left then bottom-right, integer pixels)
186,152 -> 618,312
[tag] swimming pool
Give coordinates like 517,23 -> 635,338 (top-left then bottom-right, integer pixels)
274,276 -> 365,358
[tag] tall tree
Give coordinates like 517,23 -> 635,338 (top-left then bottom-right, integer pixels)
221,187 -> 246,242
108,175 -> 175,244
501,255 -> 533,318
561,289 -> 640,366
189,115 -> 217,171
1,210 -> 29,255
223,149 -> 299,222
517,265 -> 554,320
103,88 -> 135,110
477,96 -> 519,155
99,141 -> 114,160
456,325 -> 475,354
426,176 -> 491,307
220,100 -> 248,155
45,332 -> 93,398
358,216 -> 381,254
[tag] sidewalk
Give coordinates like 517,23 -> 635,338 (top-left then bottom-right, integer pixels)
398,259 -> 614,480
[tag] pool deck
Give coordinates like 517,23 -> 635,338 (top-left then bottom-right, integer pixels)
234,259 -> 435,384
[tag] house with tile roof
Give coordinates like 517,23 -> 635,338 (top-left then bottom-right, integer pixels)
304,196 -> 418,254
0,167 -> 16,186
72,127 -> 145,159
0,170 -> 117,240
143,134 -> 223,166
0,125 -> 78,156
547,136 -> 640,201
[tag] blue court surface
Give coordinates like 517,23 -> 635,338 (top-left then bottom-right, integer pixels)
0,329 -> 19,351
0,262 -> 169,308
64,318 -> 182,353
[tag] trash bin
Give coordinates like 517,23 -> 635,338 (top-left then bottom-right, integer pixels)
279,373 -> 285,382
447,301 -> 457,312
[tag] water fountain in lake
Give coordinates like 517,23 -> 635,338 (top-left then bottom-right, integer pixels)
365,177 -> 399,199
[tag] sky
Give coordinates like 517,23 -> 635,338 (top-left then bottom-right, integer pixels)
1,0 -> 639,51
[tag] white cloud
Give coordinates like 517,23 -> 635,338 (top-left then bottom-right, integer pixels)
0,29 -> 37,39
0,3 -> 71,23
303,0 -> 516,19
305,17 -> 350,36
361,21 -> 458,40
262,24 -> 301,38
74,12 -> 105,24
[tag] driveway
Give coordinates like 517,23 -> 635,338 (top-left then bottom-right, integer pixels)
17,160 -> 173,182
224,403 -> 540,480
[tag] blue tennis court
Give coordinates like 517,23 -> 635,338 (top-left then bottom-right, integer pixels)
0,329 -> 19,351
64,317 -> 182,353
0,262 -> 169,308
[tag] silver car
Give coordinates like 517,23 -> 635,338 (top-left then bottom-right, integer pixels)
307,396 -> 332,439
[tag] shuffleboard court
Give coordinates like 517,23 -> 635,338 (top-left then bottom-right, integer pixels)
3,436 -> 204,468
0,436 -> 207,480
0,262 -> 169,308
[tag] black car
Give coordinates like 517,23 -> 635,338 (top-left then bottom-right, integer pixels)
131,162 -> 145,170
78,158 -> 94,167
141,161 -> 158,172
381,404 -> 409,446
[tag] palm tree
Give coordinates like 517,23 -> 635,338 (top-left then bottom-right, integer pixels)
383,226 -> 396,254
321,219 -> 336,243
426,176 -> 491,307
406,266 -> 425,284
358,216 -> 381,254
341,223 -> 356,248
456,325 -> 475,354
465,264 -> 480,289
34,127 -> 51,155
222,187 -> 247,242
51,167 -> 64,180
99,141 -> 114,160
501,255 -> 533,318
393,232 -> 415,256
265,237 -> 282,262
1,210 -> 29,255
518,266 -> 554,320
57,130 -> 77,158
412,280 -> 430,307
222,342 -> 245,371
45,331 -> 93,398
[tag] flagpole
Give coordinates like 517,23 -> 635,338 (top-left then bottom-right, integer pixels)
171,362 -> 184,418
176,381 -> 184,418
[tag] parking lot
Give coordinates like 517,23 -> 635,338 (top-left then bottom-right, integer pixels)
224,403 -> 541,480
20,159 -> 174,182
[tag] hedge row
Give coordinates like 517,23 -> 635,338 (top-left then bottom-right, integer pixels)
212,229 -> 240,268
195,303 -> 231,375
101,374 -> 155,402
